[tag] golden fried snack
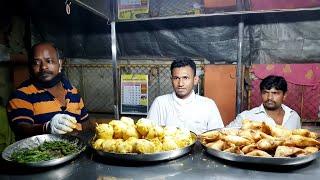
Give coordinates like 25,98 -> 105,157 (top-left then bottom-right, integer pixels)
241,121 -> 272,135
292,129 -> 318,139
175,135 -> 193,148
109,120 -> 128,139
92,139 -> 105,150
125,137 -> 138,145
260,122 -> 272,135
135,118 -> 153,137
206,140 -> 225,151
146,125 -> 164,139
221,135 -> 251,146
303,146 -> 319,155
284,135 -> 320,148
245,150 -> 272,157
200,120 -> 320,158
96,123 -> 114,140
309,132 -> 318,139
124,137 -> 138,152
163,126 -> 178,136
115,140 -> 133,153
101,139 -> 118,152
150,138 -> 163,152
270,125 -> 292,138
274,146 -> 304,157
92,117 -> 195,154
135,139 -> 156,153
200,130 -> 221,143
220,129 -> 238,136
162,136 -> 179,151
242,144 -> 257,154
223,145 -> 244,155
292,129 -> 311,137
256,138 -> 283,151
120,116 -> 135,126
122,125 -> 140,140
237,129 -> 261,143
259,132 -> 278,141
241,119 -> 263,130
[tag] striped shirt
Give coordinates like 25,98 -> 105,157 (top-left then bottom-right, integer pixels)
7,77 -> 88,133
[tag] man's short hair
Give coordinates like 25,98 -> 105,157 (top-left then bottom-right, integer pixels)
260,75 -> 288,93
170,57 -> 196,76
28,42 -> 62,77
28,42 -> 61,64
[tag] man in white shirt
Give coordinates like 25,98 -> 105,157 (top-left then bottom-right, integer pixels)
227,75 -> 301,130
147,57 -> 224,134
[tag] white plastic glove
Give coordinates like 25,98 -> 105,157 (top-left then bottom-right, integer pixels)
48,114 -> 77,134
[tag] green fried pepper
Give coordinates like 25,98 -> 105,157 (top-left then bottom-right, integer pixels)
10,141 -> 79,163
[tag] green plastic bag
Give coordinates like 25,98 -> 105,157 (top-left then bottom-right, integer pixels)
0,106 -> 15,152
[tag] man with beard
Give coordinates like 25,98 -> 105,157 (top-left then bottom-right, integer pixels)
147,57 -> 224,134
7,42 -> 89,140
227,75 -> 301,129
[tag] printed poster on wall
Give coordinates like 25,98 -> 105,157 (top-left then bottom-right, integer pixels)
118,0 -> 149,20
121,74 -> 148,115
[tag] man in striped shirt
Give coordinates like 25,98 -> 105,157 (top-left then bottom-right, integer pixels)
7,42 -> 89,140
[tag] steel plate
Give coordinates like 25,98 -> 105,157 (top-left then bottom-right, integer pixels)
200,128 -> 320,166
2,134 -> 86,167
90,132 -> 197,162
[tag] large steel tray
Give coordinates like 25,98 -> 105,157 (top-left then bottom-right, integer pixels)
200,128 -> 320,166
90,132 -> 197,162
2,134 -> 86,167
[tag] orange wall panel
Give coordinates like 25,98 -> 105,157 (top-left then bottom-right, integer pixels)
204,65 -> 236,126
204,0 -> 236,8
10,54 -> 29,89
13,66 -> 29,88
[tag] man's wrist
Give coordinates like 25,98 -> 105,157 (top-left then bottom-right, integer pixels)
43,121 -> 51,133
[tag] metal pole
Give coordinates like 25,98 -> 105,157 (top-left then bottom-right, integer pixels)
236,17 -> 244,115
111,21 -> 119,119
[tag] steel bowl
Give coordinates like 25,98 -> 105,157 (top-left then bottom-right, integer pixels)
200,128 -> 320,166
2,134 -> 86,167
90,132 -> 197,162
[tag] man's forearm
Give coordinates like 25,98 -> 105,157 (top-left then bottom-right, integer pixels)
15,123 -> 46,138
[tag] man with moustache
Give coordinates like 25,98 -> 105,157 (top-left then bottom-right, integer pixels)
147,57 -> 224,134
227,75 -> 301,129
7,42 -> 89,140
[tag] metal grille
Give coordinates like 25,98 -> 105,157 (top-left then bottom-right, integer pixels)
65,64 -> 114,113
149,0 -> 203,17
64,60 -> 205,114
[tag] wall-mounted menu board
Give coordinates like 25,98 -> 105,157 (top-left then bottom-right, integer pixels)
118,0 -> 150,20
121,74 -> 148,115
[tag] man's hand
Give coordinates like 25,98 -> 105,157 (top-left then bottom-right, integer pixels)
48,114 -> 77,134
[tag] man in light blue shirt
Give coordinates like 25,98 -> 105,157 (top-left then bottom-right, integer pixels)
227,75 -> 301,130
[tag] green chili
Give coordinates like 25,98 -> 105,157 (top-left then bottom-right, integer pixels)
11,141 -> 79,163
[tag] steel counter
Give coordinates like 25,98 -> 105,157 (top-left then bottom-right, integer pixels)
1,141 -> 320,180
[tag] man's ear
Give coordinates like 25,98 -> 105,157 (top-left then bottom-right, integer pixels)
193,76 -> 199,86
283,92 -> 287,101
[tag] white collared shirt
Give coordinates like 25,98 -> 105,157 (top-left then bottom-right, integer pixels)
227,104 -> 301,130
147,91 -> 224,134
